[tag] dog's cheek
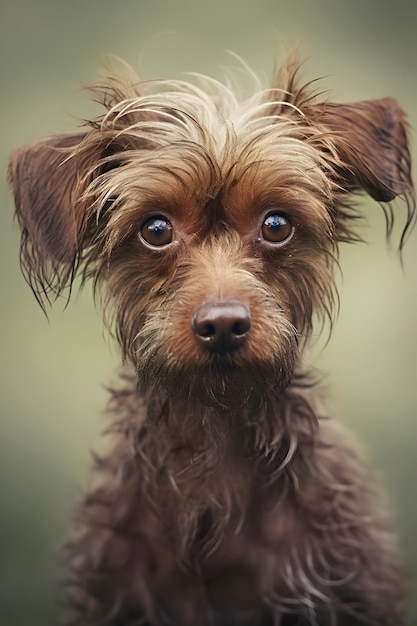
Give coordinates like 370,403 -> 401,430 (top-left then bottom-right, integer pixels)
261,243 -> 336,337
99,248 -> 180,359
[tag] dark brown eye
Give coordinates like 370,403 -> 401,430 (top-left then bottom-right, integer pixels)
261,213 -> 293,244
140,216 -> 173,247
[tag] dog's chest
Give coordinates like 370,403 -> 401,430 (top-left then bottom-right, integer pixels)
140,488 -> 302,623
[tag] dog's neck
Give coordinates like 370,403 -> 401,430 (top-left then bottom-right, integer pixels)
111,366 -> 319,557
140,367 -> 319,447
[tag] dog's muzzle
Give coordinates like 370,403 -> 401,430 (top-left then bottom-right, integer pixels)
192,300 -> 251,355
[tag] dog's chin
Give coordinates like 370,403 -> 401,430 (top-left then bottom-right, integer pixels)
189,371 -> 293,411
138,355 -> 296,411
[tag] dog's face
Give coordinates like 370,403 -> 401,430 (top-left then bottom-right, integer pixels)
9,59 -> 415,407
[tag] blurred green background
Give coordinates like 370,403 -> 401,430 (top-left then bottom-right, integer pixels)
1,1 -> 417,624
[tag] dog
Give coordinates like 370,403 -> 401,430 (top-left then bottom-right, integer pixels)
8,54 -> 415,625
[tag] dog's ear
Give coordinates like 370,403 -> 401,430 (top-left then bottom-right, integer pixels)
9,133 -> 88,265
321,98 -> 413,205
8,133 -> 104,302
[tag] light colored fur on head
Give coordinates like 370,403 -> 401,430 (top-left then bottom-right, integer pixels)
82,66 -> 338,242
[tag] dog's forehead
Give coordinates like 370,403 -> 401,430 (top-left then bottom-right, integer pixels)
105,126 -> 332,230
97,82 -> 330,192
88,84 -> 336,244
102,99 -> 327,179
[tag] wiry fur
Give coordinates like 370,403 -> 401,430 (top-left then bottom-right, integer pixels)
8,55 -> 416,626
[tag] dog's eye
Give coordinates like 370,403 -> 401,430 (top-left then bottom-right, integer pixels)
261,213 -> 293,244
140,216 -> 173,247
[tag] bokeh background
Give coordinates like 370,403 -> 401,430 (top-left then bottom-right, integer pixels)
1,1 -> 417,624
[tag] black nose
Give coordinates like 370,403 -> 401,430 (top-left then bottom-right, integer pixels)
192,301 -> 251,354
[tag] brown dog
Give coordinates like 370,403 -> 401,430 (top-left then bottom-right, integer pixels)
8,55 -> 415,625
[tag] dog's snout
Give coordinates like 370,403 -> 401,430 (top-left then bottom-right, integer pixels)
192,301 -> 251,354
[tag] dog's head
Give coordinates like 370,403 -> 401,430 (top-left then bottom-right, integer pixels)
9,57 -> 415,406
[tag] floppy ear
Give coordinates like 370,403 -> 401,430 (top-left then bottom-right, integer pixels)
319,97 -> 415,245
322,98 -> 414,203
8,133 -> 101,302
9,133 -> 87,264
